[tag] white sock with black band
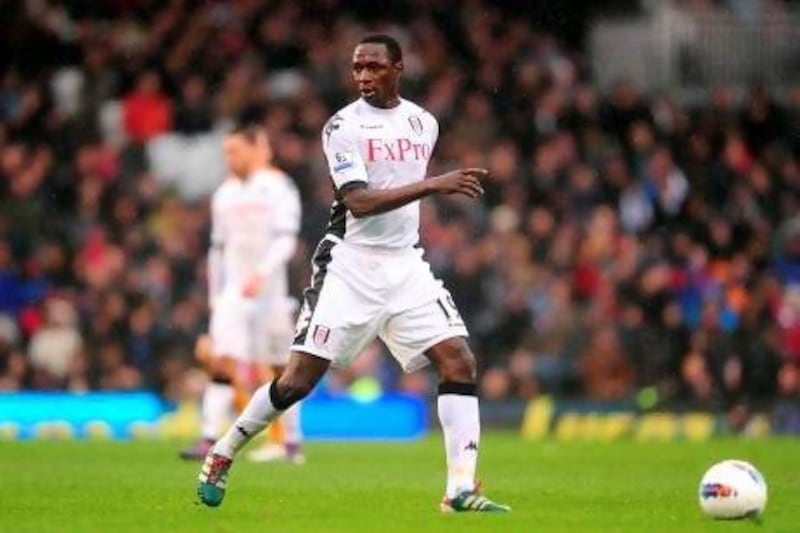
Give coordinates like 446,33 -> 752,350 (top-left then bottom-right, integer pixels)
212,381 -> 283,458
437,382 -> 480,499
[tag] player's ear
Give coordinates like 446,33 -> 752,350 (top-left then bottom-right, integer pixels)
394,61 -> 404,72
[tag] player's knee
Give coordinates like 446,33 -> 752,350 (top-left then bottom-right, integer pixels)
433,339 -> 476,383
271,376 -> 313,410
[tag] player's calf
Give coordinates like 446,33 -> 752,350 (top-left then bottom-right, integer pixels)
195,353 -> 327,506
425,338 -> 511,512
268,377 -> 312,409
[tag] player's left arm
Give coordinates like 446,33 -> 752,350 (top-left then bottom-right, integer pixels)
339,171 -> 484,219
338,113 -> 484,217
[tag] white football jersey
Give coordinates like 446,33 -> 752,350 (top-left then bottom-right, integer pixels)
210,167 -> 301,299
321,98 -> 438,249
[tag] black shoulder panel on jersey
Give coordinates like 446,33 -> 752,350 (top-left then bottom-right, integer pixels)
326,180 -> 367,238
323,114 -> 344,143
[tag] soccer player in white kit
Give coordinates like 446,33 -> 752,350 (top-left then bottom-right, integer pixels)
183,125 -> 304,463
198,35 -> 510,513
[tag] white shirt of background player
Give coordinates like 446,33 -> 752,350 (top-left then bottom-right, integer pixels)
207,169 -> 300,307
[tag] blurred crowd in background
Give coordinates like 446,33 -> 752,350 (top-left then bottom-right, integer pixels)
2,0 -> 800,427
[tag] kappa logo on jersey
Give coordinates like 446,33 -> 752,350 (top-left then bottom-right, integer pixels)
333,151 -> 355,172
408,115 -> 424,136
313,325 -> 330,347
366,138 -> 432,162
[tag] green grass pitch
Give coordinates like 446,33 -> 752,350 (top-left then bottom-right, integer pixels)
1,433 -> 798,532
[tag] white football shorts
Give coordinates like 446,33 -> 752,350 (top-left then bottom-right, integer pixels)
210,291 -> 296,365
291,235 -> 469,372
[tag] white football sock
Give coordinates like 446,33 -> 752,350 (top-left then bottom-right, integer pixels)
438,391 -> 480,499
213,381 -> 282,458
201,381 -> 234,440
281,403 -> 302,447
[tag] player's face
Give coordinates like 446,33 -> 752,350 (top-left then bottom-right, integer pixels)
222,135 -> 253,178
352,43 -> 401,108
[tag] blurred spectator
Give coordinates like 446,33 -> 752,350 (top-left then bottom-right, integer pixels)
27,299 -> 84,390
773,362 -> 800,433
122,71 -> 172,143
96,341 -> 141,391
0,313 -> 24,390
173,75 -> 213,135
578,326 -> 635,401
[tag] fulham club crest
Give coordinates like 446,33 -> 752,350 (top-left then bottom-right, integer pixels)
313,325 -> 330,347
408,115 -> 424,136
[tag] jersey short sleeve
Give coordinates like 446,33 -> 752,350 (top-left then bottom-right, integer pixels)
322,114 -> 368,190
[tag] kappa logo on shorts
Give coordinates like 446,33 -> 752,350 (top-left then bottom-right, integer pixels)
313,325 -> 331,347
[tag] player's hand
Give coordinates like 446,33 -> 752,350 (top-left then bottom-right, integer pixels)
242,275 -> 267,298
430,168 -> 487,198
194,333 -> 213,366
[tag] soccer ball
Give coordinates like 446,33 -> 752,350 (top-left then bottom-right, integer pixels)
698,460 -> 767,519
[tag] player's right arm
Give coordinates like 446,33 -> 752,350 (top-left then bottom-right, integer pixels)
322,114 -> 486,219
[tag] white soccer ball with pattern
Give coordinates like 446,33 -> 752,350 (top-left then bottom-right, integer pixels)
698,460 -> 767,519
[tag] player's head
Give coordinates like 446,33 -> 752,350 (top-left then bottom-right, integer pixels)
253,127 -> 273,168
352,34 -> 403,108
223,124 -> 270,178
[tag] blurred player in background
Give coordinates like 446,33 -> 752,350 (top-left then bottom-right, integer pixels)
198,35 -> 510,513
180,125 -> 304,464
